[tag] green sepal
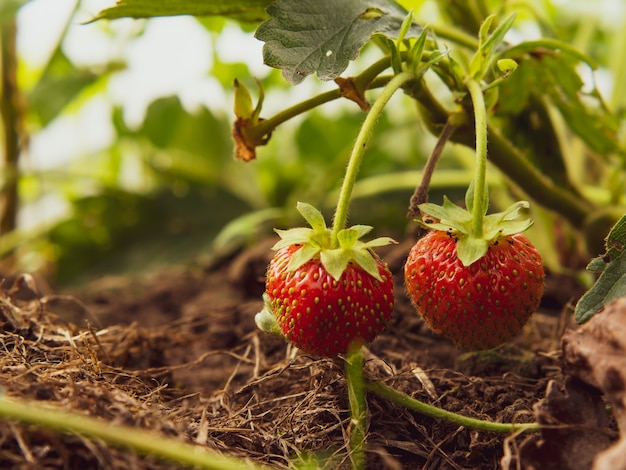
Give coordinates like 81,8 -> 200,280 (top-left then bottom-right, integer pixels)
287,242 -> 321,272
416,197 -> 533,266
483,201 -> 533,239
420,196 -> 473,231
296,201 -> 327,232
271,202 -> 396,281
255,293 -> 284,337
364,236 -> 397,248
233,78 -> 254,121
456,236 -> 489,267
272,227 -> 317,250
320,248 -> 351,281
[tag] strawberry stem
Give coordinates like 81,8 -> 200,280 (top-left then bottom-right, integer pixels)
366,380 -> 540,434
345,348 -> 366,470
331,71 -> 415,247
466,78 -> 488,239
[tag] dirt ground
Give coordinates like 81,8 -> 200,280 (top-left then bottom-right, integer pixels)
0,238 -> 620,469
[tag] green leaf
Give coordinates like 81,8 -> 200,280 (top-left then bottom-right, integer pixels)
469,13 -> 517,80
90,0 -> 272,23
497,46 -> 620,158
28,50 -> 116,126
575,215 -> 626,323
255,0 -> 422,84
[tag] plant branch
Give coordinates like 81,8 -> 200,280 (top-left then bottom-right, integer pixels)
331,72 -> 415,243
366,380 -> 540,434
0,396 -> 268,470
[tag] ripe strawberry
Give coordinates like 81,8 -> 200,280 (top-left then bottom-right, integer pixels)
266,244 -> 394,356
256,202 -> 395,357
404,229 -> 544,350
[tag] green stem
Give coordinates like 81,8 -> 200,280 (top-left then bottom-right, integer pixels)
0,396 -> 267,470
331,72 -> 415,244
0,19 -> 21,236
366,381 -> 540,434
249,54 -> 400,142
465,78 -> 488,237
345,348 -> 367,470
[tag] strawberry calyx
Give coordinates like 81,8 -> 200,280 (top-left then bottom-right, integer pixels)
418,196 -> 533,266
273,201 -> 397,282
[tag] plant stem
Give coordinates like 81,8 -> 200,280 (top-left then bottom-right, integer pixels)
0,19 -> 21,236
345,348 -> 367,470
0,396 -> 267,470
366,381 -> 540,434
465,78 -> 488,237
407,115 -> 462,217
331,72 -> 415,244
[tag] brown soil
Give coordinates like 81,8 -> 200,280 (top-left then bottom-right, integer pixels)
0,239 -> 610,469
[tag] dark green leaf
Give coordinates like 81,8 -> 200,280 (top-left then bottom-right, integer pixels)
255,0 -> 421,84
90,0 -> 272,23
498,49 -> 620,157
575,215 -> 626,323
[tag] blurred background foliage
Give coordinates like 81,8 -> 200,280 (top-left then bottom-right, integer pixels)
0,0 -> 625,287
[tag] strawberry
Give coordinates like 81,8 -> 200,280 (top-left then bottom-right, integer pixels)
404,197 -> 544,350
256,202 -> 395,357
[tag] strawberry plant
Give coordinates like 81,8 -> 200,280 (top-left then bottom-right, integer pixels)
2,0 -> 626,469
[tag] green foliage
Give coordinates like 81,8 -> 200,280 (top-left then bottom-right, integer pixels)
575,215 -> 626,323
3,0 -> 626,289
255,0 -> 421,84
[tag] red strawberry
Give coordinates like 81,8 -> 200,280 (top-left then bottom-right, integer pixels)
265,244 -> 394,356
256,202 -> 396,357
404,229 -> 544,350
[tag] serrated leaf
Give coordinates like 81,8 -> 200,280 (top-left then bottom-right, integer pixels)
90,0 -> 272,23
575,215 -> 626,323
575,251 -> 626,323
255,0 -> 422,84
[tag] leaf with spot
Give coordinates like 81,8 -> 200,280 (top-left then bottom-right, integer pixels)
255,0 -> 422,84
